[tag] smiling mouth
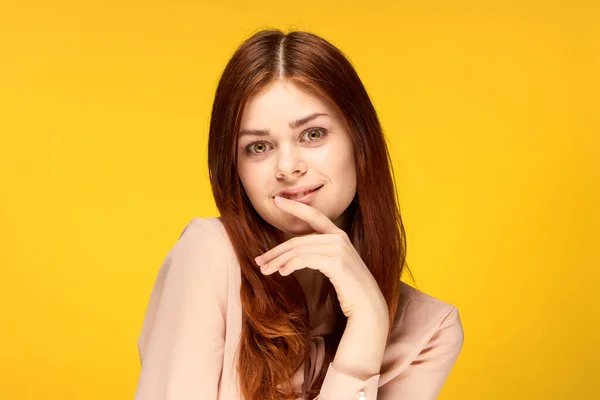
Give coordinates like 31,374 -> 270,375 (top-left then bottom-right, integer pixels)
279,185 -> 324,201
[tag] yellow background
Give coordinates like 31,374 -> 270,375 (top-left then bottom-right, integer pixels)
1,0 -> 598,399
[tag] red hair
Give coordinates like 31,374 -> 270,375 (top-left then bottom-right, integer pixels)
207,29 -> 412,400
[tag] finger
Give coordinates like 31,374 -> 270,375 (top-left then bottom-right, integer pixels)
260,244 -> 337,275
256,233 -> 340,266
276,254 -> 335,277
274,195 -> 341,235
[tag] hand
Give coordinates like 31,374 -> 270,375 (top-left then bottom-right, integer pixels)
255,196 -> 388,322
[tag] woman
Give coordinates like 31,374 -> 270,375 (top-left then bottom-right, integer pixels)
135,29 -> 464,400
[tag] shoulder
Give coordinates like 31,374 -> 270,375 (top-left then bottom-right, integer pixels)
379,282 -> 464,384
157,216 -> 236,303
396,281 -> 462,329
171,217 -> 235,268
137,217 -> 234,364
176,216 -> 230,248
394,281 -> 463,343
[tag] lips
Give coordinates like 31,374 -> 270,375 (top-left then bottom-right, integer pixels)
276,184 -> 324,199
277,185 -> 323,204
281,185 -> 322,200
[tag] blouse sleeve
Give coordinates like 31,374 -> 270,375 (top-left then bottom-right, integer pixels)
134,218 -> 227,400
378,306 -> 464,400
314,363 -> 380,399
314,306 -> 463,400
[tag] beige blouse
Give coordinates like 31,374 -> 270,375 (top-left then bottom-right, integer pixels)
134,217 -> 464,400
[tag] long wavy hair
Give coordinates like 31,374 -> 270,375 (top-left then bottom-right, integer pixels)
207,29 -> 412,400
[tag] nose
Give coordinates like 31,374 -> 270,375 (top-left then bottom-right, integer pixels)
275,148 -> 307,179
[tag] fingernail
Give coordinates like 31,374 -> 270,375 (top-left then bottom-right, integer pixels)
275,196 -> 284,203
255,256 -> 263,264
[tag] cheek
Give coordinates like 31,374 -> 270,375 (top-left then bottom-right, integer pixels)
324,141 -> 356,178
237,165 -> 255,197
238,162 -> 270,200
336,150 -> 357,196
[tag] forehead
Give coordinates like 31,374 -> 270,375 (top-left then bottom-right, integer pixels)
240,80 -> 335,129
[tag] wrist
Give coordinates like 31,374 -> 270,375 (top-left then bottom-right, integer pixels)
332,316 -> 389,379
347,310 -> 389,333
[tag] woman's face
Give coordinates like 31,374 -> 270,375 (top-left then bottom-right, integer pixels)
237,79 -> 357,241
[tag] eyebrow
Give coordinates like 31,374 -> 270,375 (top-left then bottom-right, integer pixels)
238,113 -> 328,137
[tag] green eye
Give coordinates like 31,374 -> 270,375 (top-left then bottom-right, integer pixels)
304,128 -> 324,141
252,143 -> 267,153
246,141 -> 272,154
243,127 -> 328,157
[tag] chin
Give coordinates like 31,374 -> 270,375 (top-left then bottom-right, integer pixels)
279,215 -> 316,232
264,213 -> 317,238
